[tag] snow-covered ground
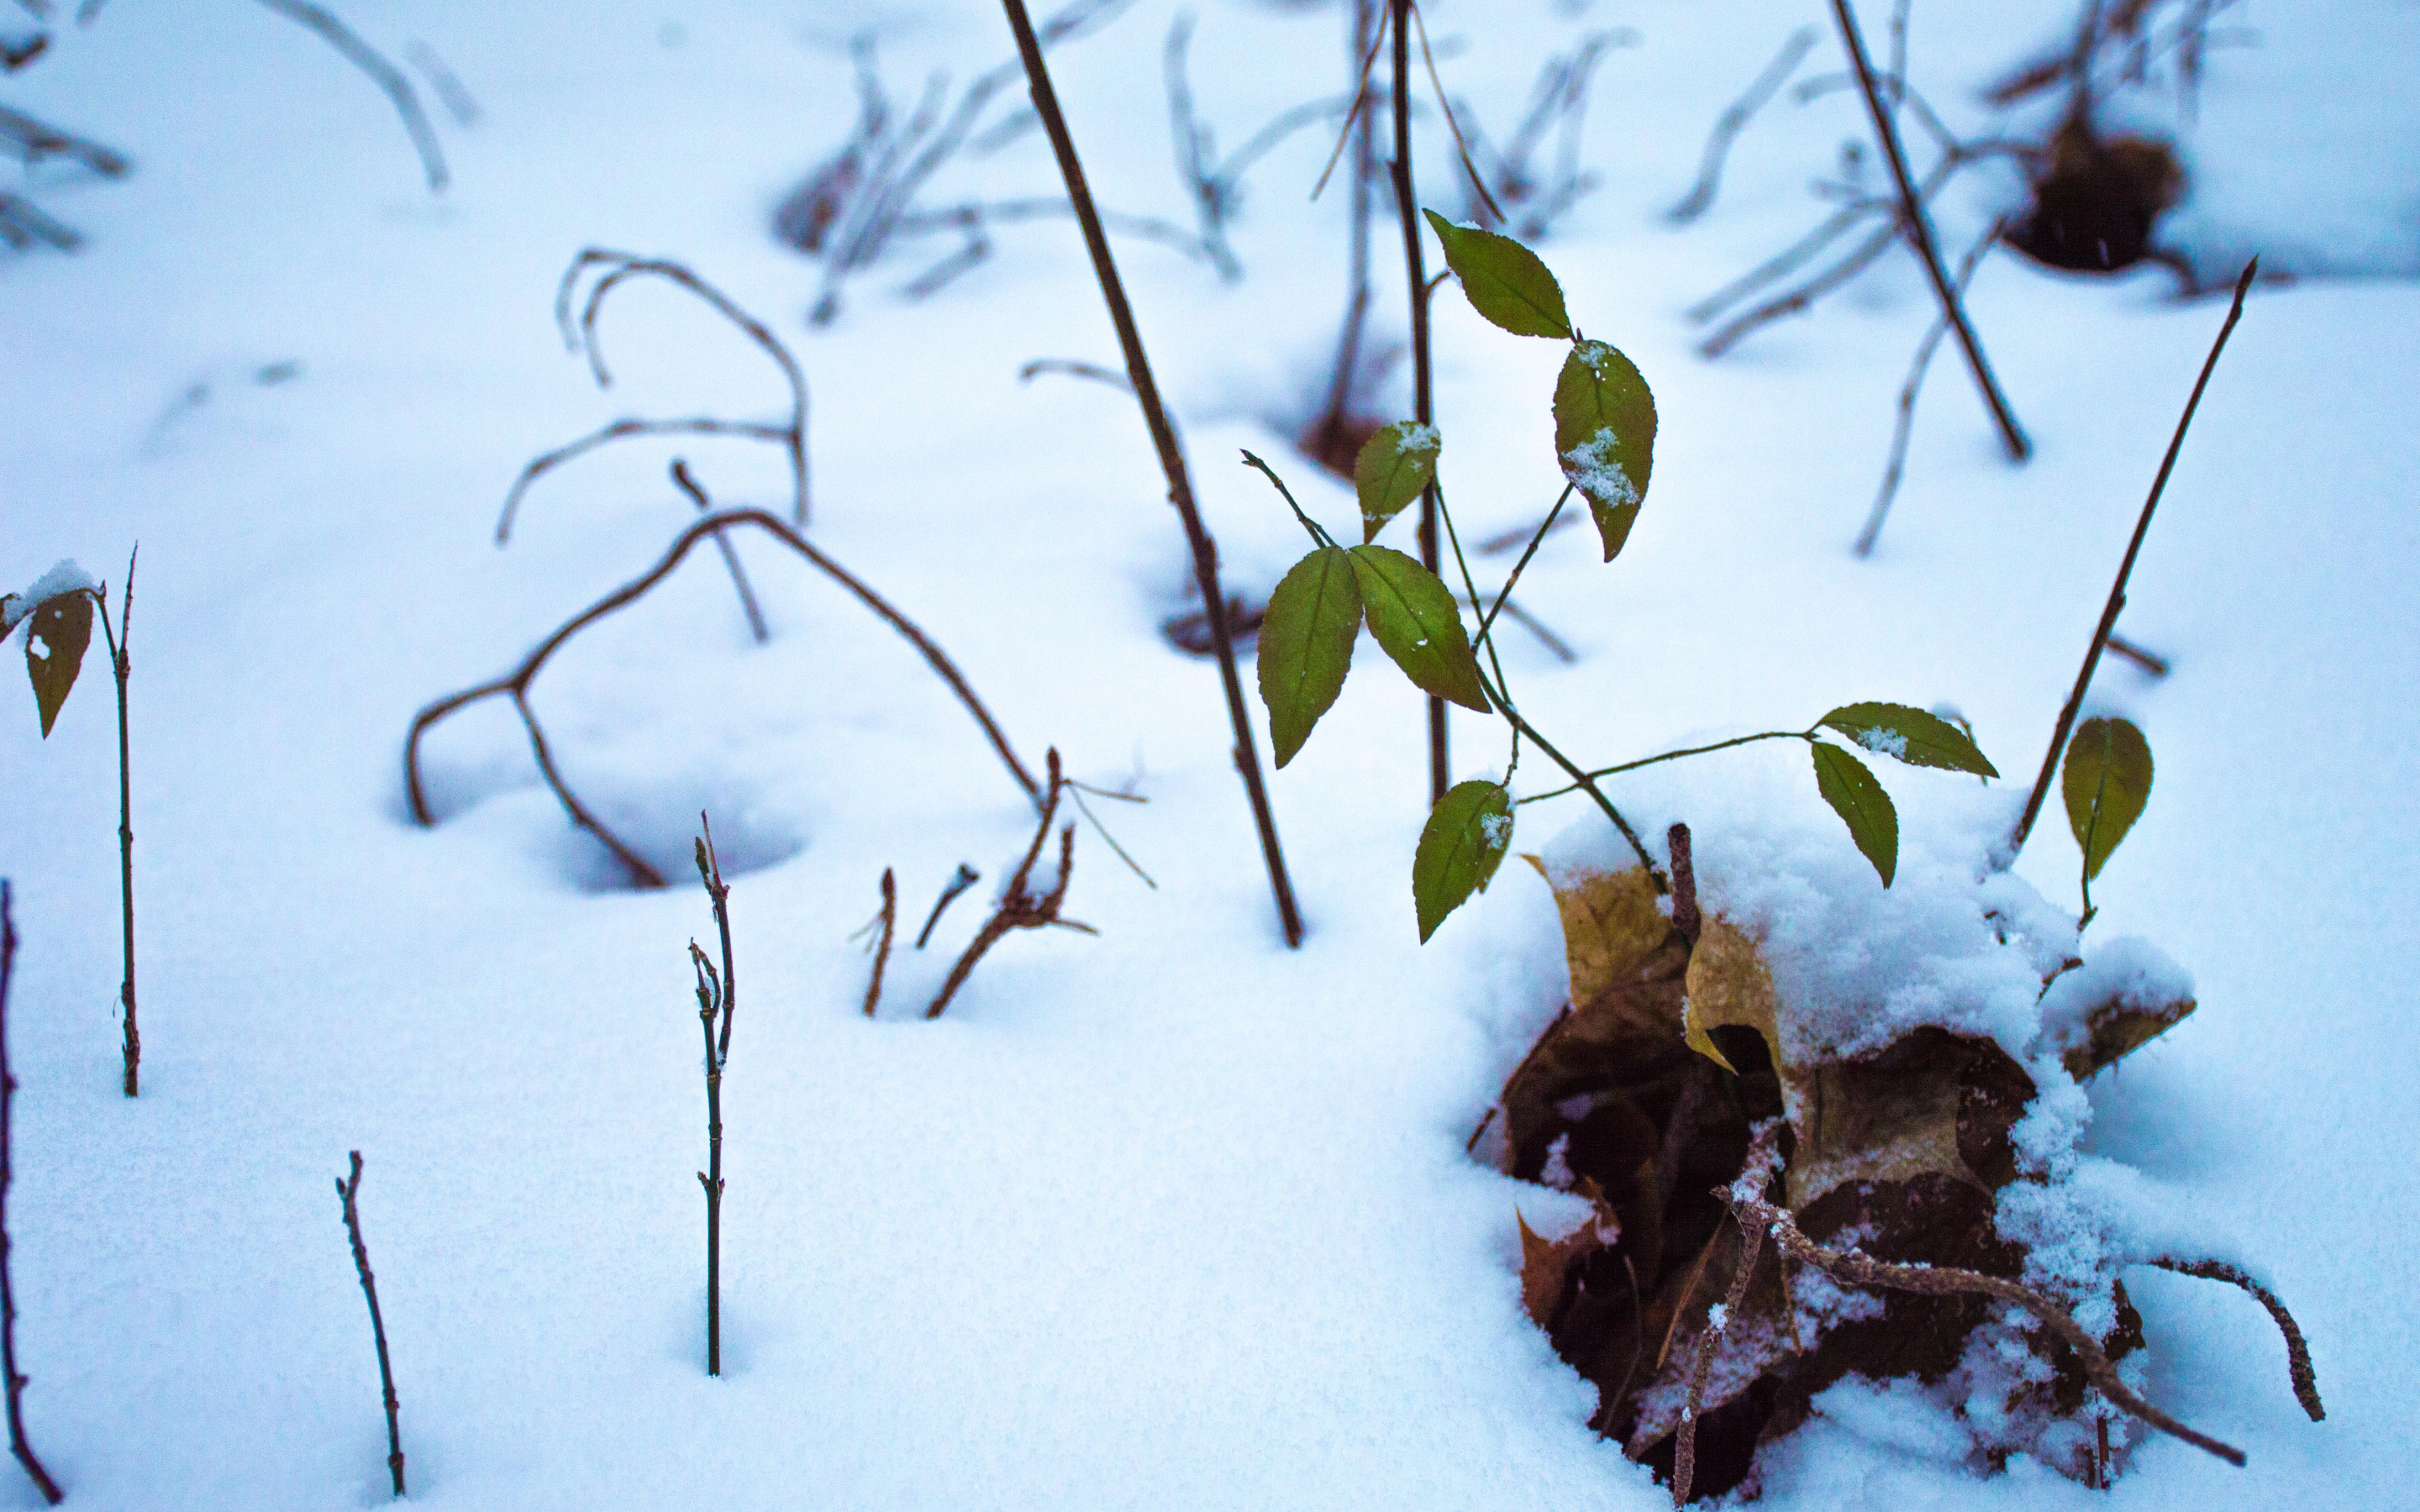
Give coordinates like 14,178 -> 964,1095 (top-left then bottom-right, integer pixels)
3,0 -> 2414,1506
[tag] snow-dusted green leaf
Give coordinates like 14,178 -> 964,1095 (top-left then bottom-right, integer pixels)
1422,211 -> 1572,339
24,591 -> 93,739
1812,742 -> 1897,886
1355,420 -> 1440,543
1257,546 -> 1364,767
2062,717 -> 2152,882
1346,545 -> 1490,712
1414,780 -> 1513,942
1818,701 -> 1998,778
1552,340 -> 1656,561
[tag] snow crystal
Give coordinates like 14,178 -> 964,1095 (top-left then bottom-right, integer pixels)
1855,727 -> 1910,759
1479,811 -> 1512,846
1396,423 -> 1438,453
1560,428 -> 1639,507
1707,1301 -> 1730,1333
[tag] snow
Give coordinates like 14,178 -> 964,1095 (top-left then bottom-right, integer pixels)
3,0 -> 2416,1508
0,560 -> 97,638
1560,428 -> 1639,508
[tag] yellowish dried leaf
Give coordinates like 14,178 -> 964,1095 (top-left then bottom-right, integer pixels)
1681,917 -> 1781,1076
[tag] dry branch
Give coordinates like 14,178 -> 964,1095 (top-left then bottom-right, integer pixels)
251,0 -> 446,193
334,1151 -> 406,1497
1670,28 -> 1817,223
2148,1257 -> 2322,1421
0,885 -> 62,1507
862,868 -> 897,1017
1852,221 -> 2001,557
927,750 -> 1079,1018
1000,0 -> 1304,947
405,508 -> 1040,887
494,251 -> 809,540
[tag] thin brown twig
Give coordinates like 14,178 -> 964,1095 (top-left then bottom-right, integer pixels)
251,0 -> 447,192
334,1152 -> 406,1497
1674,1121 -> 1786,1504
0,885 -> 62,1506
668,459 -> 771,645
928,750 -> 1080,1017
1670,28 -> 1818,223
915,864 -> 981,948
1725,1189 -> 2247,1467
2147,1257 -> 2322,1421
406,508 -> 1041,886
494,418 -> 789,544
1407,0 -> 1504,226
691,820 -> 736,1376
1853,220 -> 2002,557
1829,0 -> 2028,460
1388,0 -> 1449,808
93,546 -> 138,1095
999,0 -> 1304,947
863,868 -> 897,1016
2010,260 -> 2254,858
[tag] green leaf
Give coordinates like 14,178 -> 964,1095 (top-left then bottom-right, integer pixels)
1811,742 -> 1897,886
1552,340 -> 1657,561
1414,780 -> 1513,942
1346,545 -> 1490,712
1818,701 -> 1998,778
2062,717 -> 2152,882
24,590 -> 93,739
1422,210 -> 1572,339
1256,546 -> 1365,767
1354,420 -> 1440,543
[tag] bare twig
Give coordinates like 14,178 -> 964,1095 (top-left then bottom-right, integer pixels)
1000,0 -> 1304,947
668,459 -> 770,645
1829,0 -> 2028,460
1673,1122 -> 1786,1504
928,750 -> 1080,1017
1,34 -> 48,72
2147,1257 -> 2323,1421
1670,28 -> 1818,223
92,547 -> 137,1095
2010,260 -> 2253,858
690,819 -> 737,1375
251,0 -> 447,192
406,508 -> 1041,886
0,885 -> 62,1506
1666,822 -> 1700,946
862,869 -> 897,1016
402,39 -> 481,127
1723,1186 -> 2247,1468
0,103 -> 127,175
1853,221 -> 2002,557
1388,0 -> 1449,808
1018,358 -> 1131,392
0,194 -> 79,253
2105,634 -> 2170,677
492,250 -> 809,536
334,1152 -> 406,1496
915,864 -> 982,949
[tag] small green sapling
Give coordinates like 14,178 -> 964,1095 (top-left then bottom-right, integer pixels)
1244,222 -> 1999,939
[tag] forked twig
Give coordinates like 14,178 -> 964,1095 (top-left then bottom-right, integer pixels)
915,864 -> 982,948
1852,220 -> 2001,556
334,1152 -> 406,1496
496,250 -> 810,540
1001,0 -> 1304,947
2009,260 -> 2254,858
0,885 -> 62,1506
405,508 -> 1041,886
669,459 -> 770,644
927,750 -> 1080,1018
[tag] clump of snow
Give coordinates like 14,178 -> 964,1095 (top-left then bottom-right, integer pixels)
1396,422 -> 1438,453
1479,810 -> 1512,847
0,559 -> 97,636
1561,428 -> 1639,508
1855,727 -> 1911,759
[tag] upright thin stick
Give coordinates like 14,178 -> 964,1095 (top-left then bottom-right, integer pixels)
863,868 -> 897,1017
997,0 -> 1303,947
96,546 -> 137,1096
1829,0 -> 2028,462
334,1152 -> 406,1497
1390,0 -> 1449,806
2009,260 -> 2254,858
690,817 -> 737,1376
0,885 -> 62,1506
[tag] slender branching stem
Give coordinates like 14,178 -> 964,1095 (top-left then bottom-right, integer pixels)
1829,0 -> 2028,461
2146,1257 -> 2323,1421
0,885 -> 62,1506
669,460 -> 771,645
1853,222 -> 2002,557
915,865 -> 981,949
1476,483 -> 1573,643
95,546 -> 137,1095
406,508 -> 1040,886
689,817 -> 737,1378
1521,729 -> 1810,803
252,0 -> 447,193
1670,28 -> 1818,223
999,0 -> 1302,947
2008,260 -> 2254,859
334,1152 -> 406,1497
928,750 -> 1078,1018
1389,0 -> 1449,806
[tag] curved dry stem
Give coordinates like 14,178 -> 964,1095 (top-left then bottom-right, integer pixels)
495,417 -> 788,543
927,750 -> 1075,1019
549,249 -> 810,525
1727,1190 -> 2247,1469
252,0 -> 447,192
2147,1257 -> 2323,1422
405,508 -> 1041,887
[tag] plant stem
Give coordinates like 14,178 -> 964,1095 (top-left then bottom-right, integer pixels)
334,1151 -> 405,1497
0,885 -> 62,1506
998,0 -> 1304,948
98,546 -> 137,1096
2008,260 -> 2254,859
1520,729 -> 1809,801
864,868 -> 897,1017
1829,0 -> 2029,461
692,821 -> 735,1377
1476,483 -> 1573,643
1390,0 -> 1450,806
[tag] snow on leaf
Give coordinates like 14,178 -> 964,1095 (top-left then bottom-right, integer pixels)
1353,419 -> 1441,543
1818,702 -> 1997,778
1413,780 -> 1513,942
1551,340 -> 1656,562
25,590 -> 94,738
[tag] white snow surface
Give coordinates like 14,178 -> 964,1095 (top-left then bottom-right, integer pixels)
3,1 -> 2416,1508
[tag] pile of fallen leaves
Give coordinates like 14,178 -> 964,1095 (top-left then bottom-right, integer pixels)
1477,830 -> 2315,1501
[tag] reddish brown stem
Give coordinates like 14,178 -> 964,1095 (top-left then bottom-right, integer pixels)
1389,0 -> 1449,807
335,1152 -> 406,1496
0,885 -> 62,1505
997,0 -> 1303,948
